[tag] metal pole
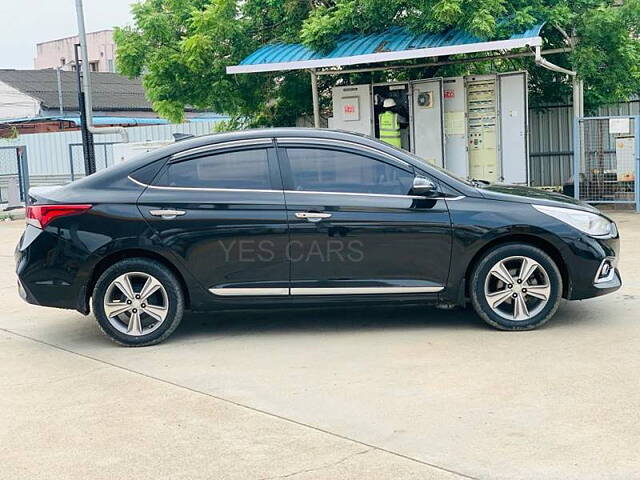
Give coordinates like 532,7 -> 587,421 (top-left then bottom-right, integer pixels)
56,66 -> 64,116
635,116 -> 640,213
75,43 -> 96,175
16,146 -> 30,205
74,0 -> 129,142
573,116 -> 581,200
310,69 -> 321,128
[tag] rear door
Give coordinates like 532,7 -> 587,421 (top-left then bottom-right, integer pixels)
137,139 -> 291,297
276,138 -> 452,296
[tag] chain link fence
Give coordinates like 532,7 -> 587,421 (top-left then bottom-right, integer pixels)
575,116 -> 639,210
0,147 -> 20,204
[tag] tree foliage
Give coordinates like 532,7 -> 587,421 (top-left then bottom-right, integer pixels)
115,0 -> 640,124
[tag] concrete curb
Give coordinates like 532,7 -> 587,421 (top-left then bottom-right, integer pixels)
0,209 -> 25,221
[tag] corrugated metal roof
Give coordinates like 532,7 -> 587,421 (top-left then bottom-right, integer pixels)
230,24 -> 544,74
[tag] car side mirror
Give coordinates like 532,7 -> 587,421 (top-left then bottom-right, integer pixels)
411,176 -> 438,196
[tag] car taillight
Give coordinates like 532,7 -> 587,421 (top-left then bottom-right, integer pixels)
26,204 -> 92,229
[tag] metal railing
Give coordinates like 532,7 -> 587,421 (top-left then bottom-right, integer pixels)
574,116 -> 640,212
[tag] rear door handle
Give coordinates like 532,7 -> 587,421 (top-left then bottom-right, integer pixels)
295,212 -> 332,223
149,209 -> 186,219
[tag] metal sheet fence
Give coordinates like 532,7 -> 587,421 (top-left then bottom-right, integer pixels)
575,116 -> 639,209
0,121 -> 222,178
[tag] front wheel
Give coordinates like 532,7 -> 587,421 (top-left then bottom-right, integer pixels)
470,244 -> 563,331
92,258 -> 184,346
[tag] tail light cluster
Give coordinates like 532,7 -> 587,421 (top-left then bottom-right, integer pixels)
26,204 -> 92,229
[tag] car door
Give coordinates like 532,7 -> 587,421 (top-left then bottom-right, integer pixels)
137,139 -> 291,296
276,138 -> 452,295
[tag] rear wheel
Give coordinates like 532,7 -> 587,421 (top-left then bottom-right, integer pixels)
470,244 -> 562,330
92,258 -> 184,346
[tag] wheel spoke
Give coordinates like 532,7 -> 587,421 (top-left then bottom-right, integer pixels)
513,294 -> 530,321
519,257 -> 540,284
142,304 -> 167,323
489,261 -> 515,286
486,289 -> 513,309
139,275 -> 162,302
524,284 -> 550,301
114,274 -> 135,301
127,311 -> 143,336
104,302 -> 131,318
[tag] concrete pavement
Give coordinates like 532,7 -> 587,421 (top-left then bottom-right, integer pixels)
1,212 -> 639,479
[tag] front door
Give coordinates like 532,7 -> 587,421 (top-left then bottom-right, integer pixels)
137,140 -> 290,296
276,140 -> 452,296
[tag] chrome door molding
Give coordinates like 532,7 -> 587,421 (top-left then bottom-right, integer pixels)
209,286 -> 444,296
209,287 -> 289,296
290,286 -> 444,295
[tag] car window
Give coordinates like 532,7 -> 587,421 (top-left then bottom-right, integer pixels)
286,147 -> 414,195
158,148 -> 271,189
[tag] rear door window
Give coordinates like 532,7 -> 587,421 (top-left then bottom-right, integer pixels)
156,148 -> 272,190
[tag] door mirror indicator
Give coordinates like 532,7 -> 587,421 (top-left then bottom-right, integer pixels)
411,176 -> 438,196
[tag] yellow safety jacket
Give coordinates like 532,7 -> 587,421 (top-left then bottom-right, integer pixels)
379,111 -> 401,147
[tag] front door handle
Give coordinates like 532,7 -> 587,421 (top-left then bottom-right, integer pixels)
149,209 -> 186,219
295,212 -> 332,223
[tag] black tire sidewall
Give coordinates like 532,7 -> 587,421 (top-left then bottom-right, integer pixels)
470,244 -> 562,330
92,258 -> 184,346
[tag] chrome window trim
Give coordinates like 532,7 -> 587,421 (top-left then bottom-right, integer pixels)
209,286 -> 444,296
277,137 -> 412,169
128,176 -> 463,199
127,176 -> 281,194
171,138 -> 273,161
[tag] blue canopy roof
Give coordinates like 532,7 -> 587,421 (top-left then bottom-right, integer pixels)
228,24 -> 544,74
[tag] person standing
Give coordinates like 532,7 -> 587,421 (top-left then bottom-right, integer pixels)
378,98 -> 405,148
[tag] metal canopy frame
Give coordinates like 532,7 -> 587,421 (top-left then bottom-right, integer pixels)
227,27 -> 580,128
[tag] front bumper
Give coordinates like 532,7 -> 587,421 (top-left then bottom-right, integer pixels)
564,232 -> 622,300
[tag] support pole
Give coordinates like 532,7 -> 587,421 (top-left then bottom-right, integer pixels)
310,69 -> 321,128
75,43 -> 96,175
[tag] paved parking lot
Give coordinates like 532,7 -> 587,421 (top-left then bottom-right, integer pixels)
1,211 -> 639,479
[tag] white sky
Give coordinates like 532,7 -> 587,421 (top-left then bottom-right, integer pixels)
0,0 -> 137,69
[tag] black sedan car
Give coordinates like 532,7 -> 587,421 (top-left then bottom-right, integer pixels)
16,128 -> 621,346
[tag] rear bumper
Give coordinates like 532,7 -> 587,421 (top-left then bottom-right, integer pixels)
15,225 -> 88,312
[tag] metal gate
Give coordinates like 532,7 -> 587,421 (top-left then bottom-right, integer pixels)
574,116 -> 640,211
68,142 -> 117,181
0,146 -> 29,205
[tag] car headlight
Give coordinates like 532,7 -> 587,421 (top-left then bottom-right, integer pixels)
532,205 -> 613,237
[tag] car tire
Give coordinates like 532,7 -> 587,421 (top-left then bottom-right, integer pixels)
92,258 -> 184,346
470,243 -> 562,331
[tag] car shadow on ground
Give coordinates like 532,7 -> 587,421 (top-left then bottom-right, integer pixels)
167,298 -> 603,343
171,304 -> 489,341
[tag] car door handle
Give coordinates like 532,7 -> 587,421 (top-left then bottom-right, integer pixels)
295,212 -> 332,223
149,209 -> 186,219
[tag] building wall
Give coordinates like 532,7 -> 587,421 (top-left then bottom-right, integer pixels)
0,81 -> 41,120
34,30 -> 116,72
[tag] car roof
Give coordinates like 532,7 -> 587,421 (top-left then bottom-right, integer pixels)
75,128 -> 475,195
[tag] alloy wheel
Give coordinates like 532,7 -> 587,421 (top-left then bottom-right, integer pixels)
483,256 -> 551,321
103,272 -> 169,336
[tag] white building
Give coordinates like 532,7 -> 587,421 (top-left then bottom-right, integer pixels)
34,30 -> 116,73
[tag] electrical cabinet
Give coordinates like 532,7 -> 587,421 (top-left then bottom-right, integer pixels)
466,76 -> 499,182
328,71 -> 529,185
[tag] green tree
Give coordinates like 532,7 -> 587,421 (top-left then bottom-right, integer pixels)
115,0 -> 640,125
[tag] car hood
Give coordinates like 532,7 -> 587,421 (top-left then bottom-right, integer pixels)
478,184 -> 600,213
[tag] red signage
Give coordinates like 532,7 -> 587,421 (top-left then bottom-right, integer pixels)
444,90 -> 455,99
344,104 -> 355,113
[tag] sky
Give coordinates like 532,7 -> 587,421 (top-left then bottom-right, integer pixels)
0,0 -> 137,69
